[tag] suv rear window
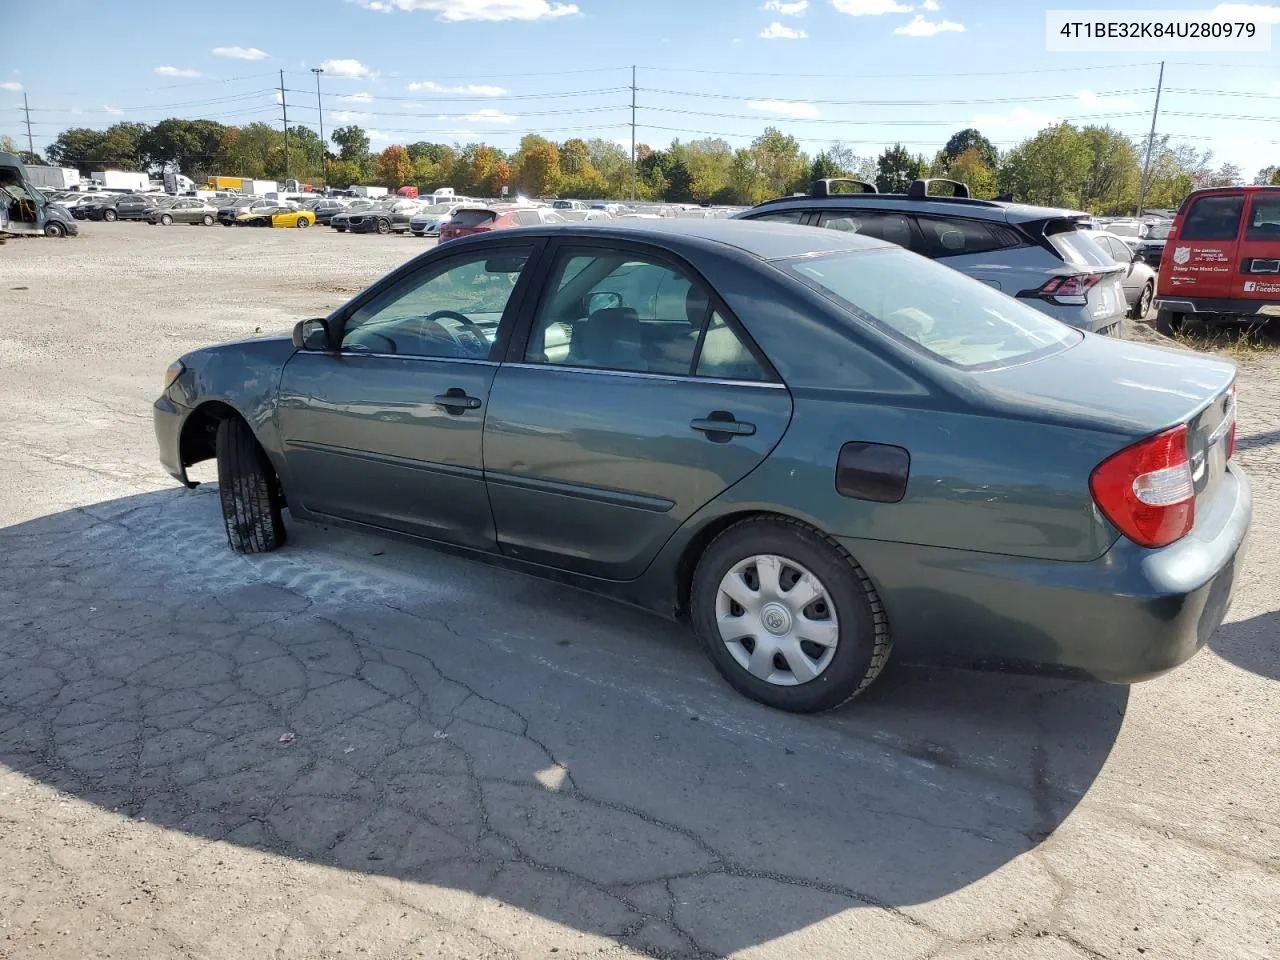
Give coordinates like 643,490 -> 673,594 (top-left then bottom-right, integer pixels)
780,246 -> 1079,369
451,209 -> 497,227
1180,195 -> 1244,241
1047,227 -> 1114,268
1245,195 -> 1280,241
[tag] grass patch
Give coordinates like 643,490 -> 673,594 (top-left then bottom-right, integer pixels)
1170,320 -> 1280,360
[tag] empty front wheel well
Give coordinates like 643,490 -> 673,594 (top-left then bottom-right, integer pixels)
178,401 -> 247,469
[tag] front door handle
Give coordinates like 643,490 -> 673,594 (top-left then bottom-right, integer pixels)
691,412 -> 756,442
434,389 -> 482,413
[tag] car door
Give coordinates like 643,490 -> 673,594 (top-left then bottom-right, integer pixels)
274,239 -> 542,550
1239,191 -> 1280,304
1164,192 -> 1245,301
483,240 -> 794,580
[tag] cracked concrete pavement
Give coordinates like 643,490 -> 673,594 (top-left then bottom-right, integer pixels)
0,224 -> 1277,959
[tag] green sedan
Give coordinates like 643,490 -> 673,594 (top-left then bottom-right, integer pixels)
154,220 -> 1249,712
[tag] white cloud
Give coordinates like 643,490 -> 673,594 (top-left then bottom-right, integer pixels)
408,80 -> 508,95
893,14 -> 964,35
1076,89 -> 1138,110
454,108 -> 515,122
366,129 -> 391,142
832,0 -> 912,15
749,98 -> 820,119
0,81 -> 21,91
1271,80 -> 1280,95
764,0 -> 809,14
972,106 -> 1061,130
273,90 -> 284,104
102,105 -> 123,115
340,91 -> 374,102
212,46 -> 270,60
331,111 -> 371,122
350,0 -> 579,20
155,65 -> 202,77
318,58 -> 372,78
1211,4 -> 1280,23
922,0 -> 939,8
760,21 -> 808,38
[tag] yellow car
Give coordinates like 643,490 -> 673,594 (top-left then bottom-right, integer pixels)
234,206 -> 315,228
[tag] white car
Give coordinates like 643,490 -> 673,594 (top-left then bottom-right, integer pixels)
558,209 -> 612,221
409,202 -> 466,237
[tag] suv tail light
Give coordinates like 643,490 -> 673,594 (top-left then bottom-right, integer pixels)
1032,273 -> 1102,306
1090,425 -> 1194,549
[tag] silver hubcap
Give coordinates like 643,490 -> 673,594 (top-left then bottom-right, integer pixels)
715,554 -> 840,687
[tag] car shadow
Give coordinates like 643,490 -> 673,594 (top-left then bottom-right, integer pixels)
1209,610 -> 1280,681
0,488 -> 1130,956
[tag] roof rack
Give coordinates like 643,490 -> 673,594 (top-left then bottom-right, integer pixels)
810,178 -> 877,197
907,178 -> 968,199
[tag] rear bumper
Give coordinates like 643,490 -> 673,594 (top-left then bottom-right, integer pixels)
843,464 -> 1252,682
1019,297 -> 1125,335
153,395 -> 192,486
1154,295 -> 1280,318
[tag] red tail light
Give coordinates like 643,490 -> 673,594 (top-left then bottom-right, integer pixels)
1090,424 -> 1195,548
1033,273 -> 1102,306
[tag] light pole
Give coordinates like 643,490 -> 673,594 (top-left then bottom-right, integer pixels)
311,66 -> 326,189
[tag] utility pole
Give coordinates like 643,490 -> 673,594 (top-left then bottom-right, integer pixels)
629,64 -> 636,202
1136,60 -> 1164,218
22,92 -> 34,156
279,69 -> 289,183
311,67 -> 326,188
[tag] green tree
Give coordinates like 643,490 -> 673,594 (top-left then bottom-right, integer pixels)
942,128 -> 998,170
376,144 -> 413,187
751,127 -> 807,198
729,148 -> 764,205
1254,165 -> 1279,185
941,147 -> 997,199
875,143 -> 927,193
331,125 -> 370,163
139,118 -> 228,180
325,158 -> 362,189
1077,126 -> 1140,215
513,134 -> 561,196
997,123 -> 1091,208
682,138 -> 733,202
826,143 -> 876,182
809,151 -> 841,183
559,138 -> 591,177
1140,137 -> 1212,211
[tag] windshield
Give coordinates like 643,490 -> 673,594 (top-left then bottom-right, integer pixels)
1106,222 -> 1143,237
420,203 -> 454,215
779,247 -> 1080,369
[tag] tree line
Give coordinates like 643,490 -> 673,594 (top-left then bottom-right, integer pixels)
8,118 -> 1280,213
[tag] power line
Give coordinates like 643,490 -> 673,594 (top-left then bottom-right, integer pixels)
636,63 -> 1165,79
282,86 -> 631,103
638,87 -> 1157,106
638,106 -> 1149,126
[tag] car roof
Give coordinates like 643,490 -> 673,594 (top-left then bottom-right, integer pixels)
749,192 -> 1085,225
485,218 -> 890,260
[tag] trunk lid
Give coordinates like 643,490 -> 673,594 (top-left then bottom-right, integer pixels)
977,335 -> 1236,511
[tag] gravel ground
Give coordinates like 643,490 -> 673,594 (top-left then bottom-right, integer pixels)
0,223 -> 1277,960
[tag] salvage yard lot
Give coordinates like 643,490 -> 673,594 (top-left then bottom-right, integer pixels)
1,223 -> 1278,960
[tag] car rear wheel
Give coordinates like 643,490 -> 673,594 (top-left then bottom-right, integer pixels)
1154,308 -> 1182,336
690,517 -> 891,712
215,417 -> 286,554
43,221 -> 66,238
1132,282 -> 1153,320
202,214 -> 214,226
103,209 -> 117,222
376,218 -> 391,234
160,213 -> 173,226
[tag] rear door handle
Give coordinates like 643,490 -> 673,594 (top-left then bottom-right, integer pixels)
690,414 -> 756,440
434,390 -> 482,413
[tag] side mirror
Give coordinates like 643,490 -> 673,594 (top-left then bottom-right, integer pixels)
585,291 -> 623,315
293,318 -> 330,351
1132,247 -> 1144,263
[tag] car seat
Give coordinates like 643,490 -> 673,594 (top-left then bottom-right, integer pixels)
569,307 -> 644,370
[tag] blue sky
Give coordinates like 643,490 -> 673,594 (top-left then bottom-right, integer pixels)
4,0 -> 1279,177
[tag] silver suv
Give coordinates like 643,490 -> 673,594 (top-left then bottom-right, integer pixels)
733,178 -> 1127,335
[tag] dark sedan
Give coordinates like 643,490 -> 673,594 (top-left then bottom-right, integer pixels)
350,201 -> 421,234
154,220 -> 1249,713
115,194 -> 170,221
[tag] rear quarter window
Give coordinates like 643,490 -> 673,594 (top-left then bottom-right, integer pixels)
1180,195 -> 1244,242
913,216 -> 1025,259
1245,195 -> 1280,241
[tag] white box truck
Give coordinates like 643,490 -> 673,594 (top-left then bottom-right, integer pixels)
351,185 -> 388,198
24,166 -> 81,191
91,170 -> 150,192
242,179 -> 278,196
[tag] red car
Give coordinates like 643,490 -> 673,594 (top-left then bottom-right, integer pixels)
1154,184 -> 1280,334
438,205 -> 566,242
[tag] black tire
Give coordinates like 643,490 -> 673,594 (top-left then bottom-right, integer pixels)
297,216 -> 310,228
215,417 -> 285,554
202,214 -> 214,226
334,226 -> 346,232
102,208 -> 117,222
43,221 -> 65,238
1154,308 -> 1181,336
690,516 -> 891,713
1131,282 -> 1153,320
376,218 -> 391,235
160,213 -> 173,226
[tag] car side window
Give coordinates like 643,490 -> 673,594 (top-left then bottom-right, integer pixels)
342,246 -> 532,360
816,210 -> 915,250
695,311 -> 768,382
913,216 -> 1023,259
1180,195 -> 1244,242
1245,195 -> 1280,240
525,248 -> 711,376
748,210 -> 807,224
514,210 -> 542,226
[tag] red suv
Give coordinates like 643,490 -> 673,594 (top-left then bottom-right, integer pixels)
1154,185 -> 1280,334
438,205 -> 566,242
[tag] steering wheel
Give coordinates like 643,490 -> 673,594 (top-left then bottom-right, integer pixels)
420,310 -> 490,356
